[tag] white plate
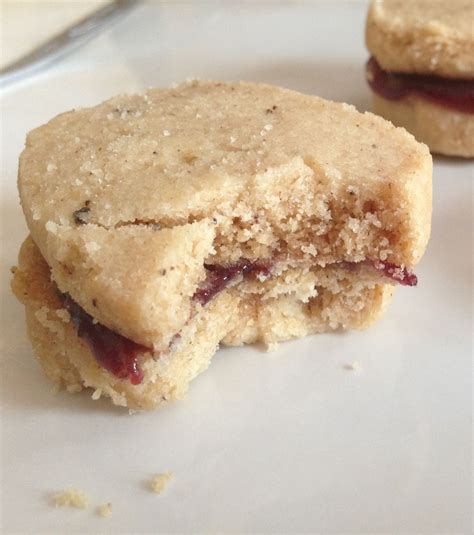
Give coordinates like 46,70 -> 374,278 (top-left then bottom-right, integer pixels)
1,2 -> 472,533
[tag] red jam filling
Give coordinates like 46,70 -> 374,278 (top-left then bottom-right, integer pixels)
372,260 -> 417,286
366,57 -> 474,114
339,260 -> 417,286
194,260 -> 272,305
62,294 -> 147,385
60,258 -> 415,385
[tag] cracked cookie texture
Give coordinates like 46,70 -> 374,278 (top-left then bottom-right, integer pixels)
13,80 -> 432,410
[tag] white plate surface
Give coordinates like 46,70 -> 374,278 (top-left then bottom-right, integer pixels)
1,2 -> 472,533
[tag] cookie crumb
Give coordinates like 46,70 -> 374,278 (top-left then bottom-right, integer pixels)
347,185 -> 358,195
149,471 -> 172,494
265,342 -> 279,352
85,241 -> 101,254
97,503 -> 112,518
55,308 -> 71,323
162,129 -> 171,136
343,361 -> 362,372
45,220 -> 58,234
53,488 -> 88,509
302,243 -> 317,256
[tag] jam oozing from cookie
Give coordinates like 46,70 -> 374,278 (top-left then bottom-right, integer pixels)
59,257 -> 414,385
372,260 -> 417,286
194,260 -> 272,305
339,260 -> 417,286
366,57 -> 474,114
59,261 -> 270,385
62,294 -> 147,385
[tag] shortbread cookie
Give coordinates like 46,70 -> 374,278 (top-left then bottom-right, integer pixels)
371,91 -> 474,158
365,0 -> 474,157
13,236 -> 238,409
366,0 -> 474,78
12,80 -> 432,409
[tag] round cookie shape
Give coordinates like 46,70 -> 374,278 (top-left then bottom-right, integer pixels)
366,0 -> 474,78
13,81 -> 433,409
20,80 -> 430,253
18,80 -> 432,347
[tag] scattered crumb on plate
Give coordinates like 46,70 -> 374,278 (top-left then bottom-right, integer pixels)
343,361 -> 362,372
149,471 -> 173,494
97,502 -> 113,517
53,488 -> 88,509
91,388 -> 102,400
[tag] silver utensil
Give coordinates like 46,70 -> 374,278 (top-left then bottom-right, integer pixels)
0,0 -> 138,87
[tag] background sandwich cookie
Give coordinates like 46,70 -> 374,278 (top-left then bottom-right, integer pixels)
365,0 -> 474,157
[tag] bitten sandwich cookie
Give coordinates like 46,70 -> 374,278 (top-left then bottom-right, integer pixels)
366,0 -> 474,157
12,81 -> 432,410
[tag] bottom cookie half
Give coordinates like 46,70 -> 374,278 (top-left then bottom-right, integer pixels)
372,93 -> 474,158
12,236 -> 393,410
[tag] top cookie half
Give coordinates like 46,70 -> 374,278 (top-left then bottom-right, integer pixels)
18,81 -> 431,347
366,0 -> 474,78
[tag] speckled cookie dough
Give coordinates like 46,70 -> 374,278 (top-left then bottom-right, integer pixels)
12,81 -> 432,409
366,0 -> 474,78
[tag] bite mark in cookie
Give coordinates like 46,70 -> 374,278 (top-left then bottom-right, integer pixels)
12,80 -> 432,409
59,257 -> 416,385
